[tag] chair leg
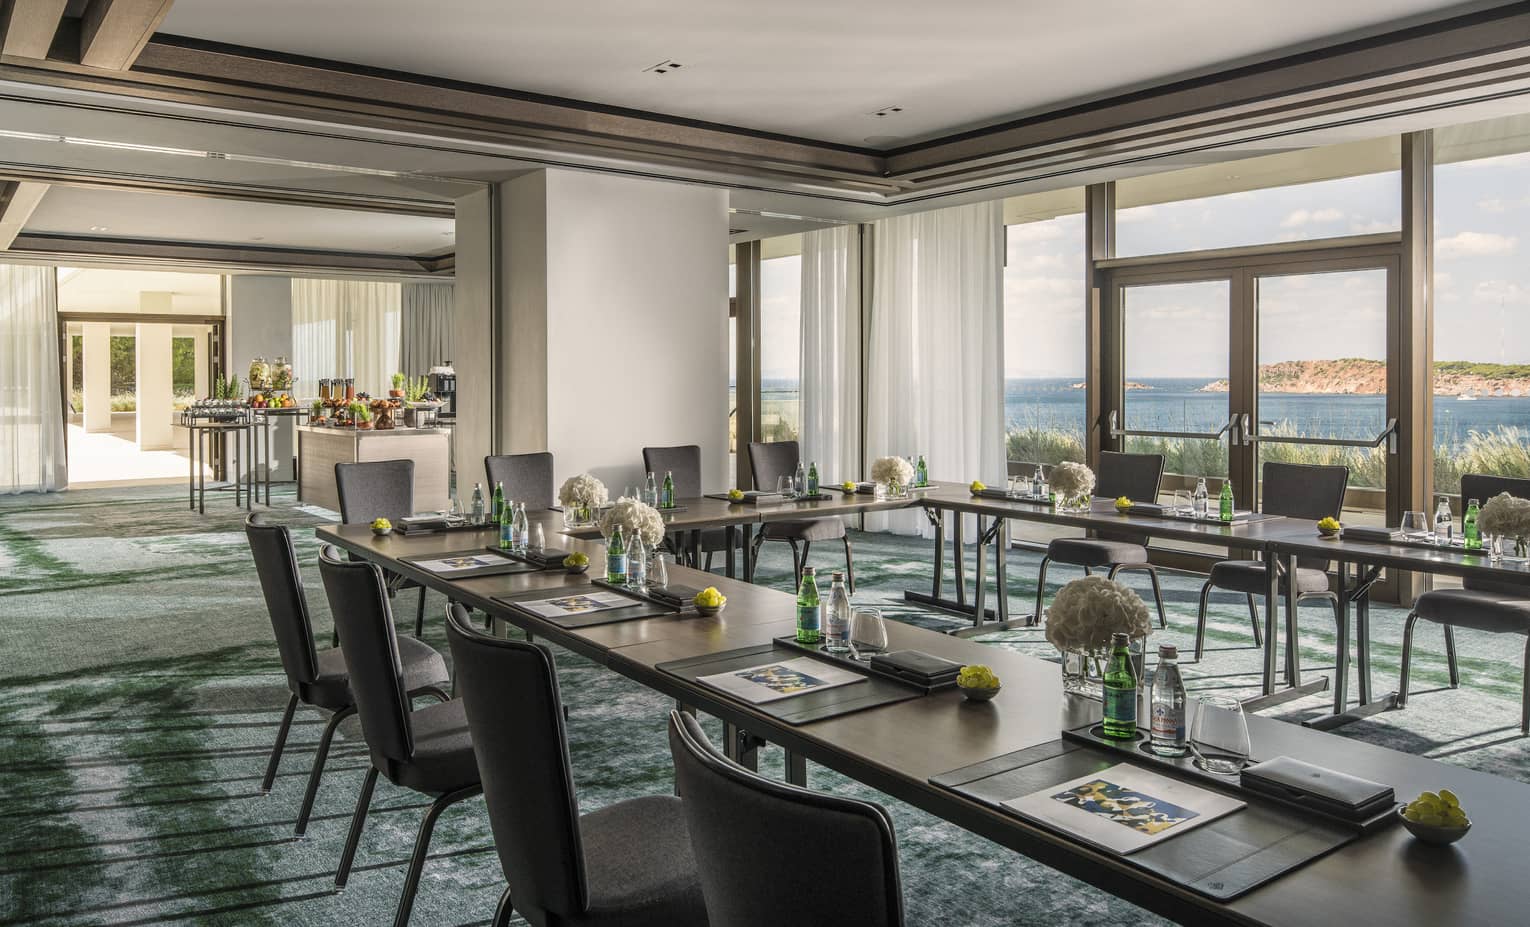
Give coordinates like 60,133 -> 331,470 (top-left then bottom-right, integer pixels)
1145,567 -> 1168,629
842,536 -> 855,594
1521,634 -> 1529,735
800,540 -> 812,577
789,540 -> 802,588
393,786 -> 482,927
750,532 -> 767,576
415,587 -> 427,638
295,705 -> 356,837
1398,612 -> 1420,708
1444,624 -> 1460,688
1032,556 -> 1051,626
1244,594 -> 1263,648
704,550 -> 714,573
261,693 -> 299,794
335,767 -> 379,889
493,886 -> 515,927
1194,580 -> 1214,662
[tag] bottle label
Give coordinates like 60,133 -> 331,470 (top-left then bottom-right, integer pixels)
1151,703 -> 1184,743
607,553 -> 627,580
1103,685 -> 1136,726
797,603 -> 821,633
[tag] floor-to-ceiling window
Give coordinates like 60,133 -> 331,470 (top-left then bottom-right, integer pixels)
759,234 -> 802,443
1002,189 -> 1087,468
1433,114 -> 1530,495
728,248 -> 738,454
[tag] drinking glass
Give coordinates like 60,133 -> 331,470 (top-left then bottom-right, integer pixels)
1172,489 -> 1192,517
1400,510 -> 1431,542
448,496 -> 464,525
532,524 -> 546,552
1188,694 -> 1252,775
850,607 -> 889,662
776,475 -> 794,499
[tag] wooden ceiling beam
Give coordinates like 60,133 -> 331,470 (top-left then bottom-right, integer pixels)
79,0 -> 172,70
0,0 -> 69,59
0,179 -> 49,249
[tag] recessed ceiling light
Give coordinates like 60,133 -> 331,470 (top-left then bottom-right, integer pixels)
868,105 -> 904,118
90,225 -> 109,232
643,59 -> 684,75
249,236 -> 265,241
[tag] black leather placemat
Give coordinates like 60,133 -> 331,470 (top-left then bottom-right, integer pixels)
494,587 -> 679,629
590,578 -> 705,613
658,643 -> 922,725
398,550 -> 545,580
772,636 -> 958,694
484,546 -> 571,568
930,741 -> 1356,900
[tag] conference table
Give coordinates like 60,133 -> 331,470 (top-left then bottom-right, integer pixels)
319,514 -> 1526,927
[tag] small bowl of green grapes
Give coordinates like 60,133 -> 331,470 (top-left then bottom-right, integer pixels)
957,664 -> 1001,701
1398,789 -> 1470,846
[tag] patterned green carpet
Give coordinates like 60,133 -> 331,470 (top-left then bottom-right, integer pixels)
1,486 -> 1525,925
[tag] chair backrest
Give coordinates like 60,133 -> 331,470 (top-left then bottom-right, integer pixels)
484,452 -> 555,511
1461,473 -> 1530,595
244,513 -> 320,689
667,711 -> 904,927
334,459 -> 414,525
747,440 -> 800,492
1096,451 -> 1164,502
446,606 -> 589,919
1260,462 -> 1349,520
642,445 -> 702,498
317,545 -> 415,774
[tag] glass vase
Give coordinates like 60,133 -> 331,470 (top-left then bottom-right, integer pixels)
1060,649 -> 1103,698
1491,535 -> 1504,563
1058,492 -> 1092,513
1517,536 -> 1529,561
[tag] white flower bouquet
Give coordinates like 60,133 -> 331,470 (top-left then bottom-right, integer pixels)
1045,575 -> 1152,656
599,497 -> 665,548
1478,492 -> 1530,557
1049,461 -> 1096,498
871,456 -> 915,491
559,474 -> 608,511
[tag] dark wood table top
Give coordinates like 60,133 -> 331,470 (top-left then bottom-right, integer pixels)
318,520 -> 1529,927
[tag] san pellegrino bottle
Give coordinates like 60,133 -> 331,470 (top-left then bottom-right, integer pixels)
491,481 -> 505,523
498,494 -> 514,550
1435,496 -> 1454,545
628,532 -> 647,589
796,566 -> 822,644
915,454 -> 928,487
825,571 -> 851,653
1464,497 -> 1482,551
793,460 -> 807,497
512,502 -> 529,552
606,525 -> 627,583
1149,644 -> 1188,756
645,471 -> 659,505
1193,477 -> 1209,519
661,471 -> 675,508
1102,632 -> 1138,740
471,482 -> 486,525
807,461 -> 820,496
1219,479 -> 1234,523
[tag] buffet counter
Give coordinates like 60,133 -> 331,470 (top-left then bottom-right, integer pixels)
297,426 -> 451,515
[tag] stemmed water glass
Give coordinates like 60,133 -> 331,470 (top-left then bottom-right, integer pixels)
1188,694 -> 1252,774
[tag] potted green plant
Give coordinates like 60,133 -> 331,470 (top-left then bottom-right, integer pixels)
310,399 -> 327,425
389,372 -> 406,398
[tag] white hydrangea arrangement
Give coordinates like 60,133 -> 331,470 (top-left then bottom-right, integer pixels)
871,456 -> 915,488
1478,492 -> 1530,545
600,497 -> 665,548
558,474 -> 608,509
1045,575 -> 1152,655
1048,461 -> 1096,498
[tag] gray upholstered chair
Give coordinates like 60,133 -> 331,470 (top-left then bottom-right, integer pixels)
334,459 -> 429,637
485,452 -> 555,512
668,710 -> 904,927
245,515 -> 449,837
1193,462 -> 1349,661
748,440 -> 854,591
447,609 -> 708,927
319,547 -> 482,927
642,444 -> 736,570
1400,473 -> 1530,733
1034,451 -> 1166,627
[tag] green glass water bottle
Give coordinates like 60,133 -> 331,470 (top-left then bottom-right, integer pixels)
606,525 -> 627,583
915,454 -> 928,487
806,461 -> 819,495
1101,632 -> 1138,740
661,471 -> 675,508
796,566 -> 822,644
498,493 -> 514,550
1219,479 -> 1234,522
491,481 -> 505,523
1464,497 -> 1482,551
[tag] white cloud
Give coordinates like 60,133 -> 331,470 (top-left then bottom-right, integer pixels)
1349,218 -> 1395,235
1436,231 -> 1518,258
1007,222 -> 1066,244
1477,197 -> 1508,213
1472,279 -> 1530,305
1280,207 -> 1345,228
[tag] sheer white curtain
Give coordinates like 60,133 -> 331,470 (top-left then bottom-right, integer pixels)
290,278 -> 401,396
1,264 -> 66,493
799,225 -> 860,485
401,282 -> 454,377
865,201 -> 1006,534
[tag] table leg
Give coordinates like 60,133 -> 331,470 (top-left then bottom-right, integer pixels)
742,525 -> 756,582
722,722 -> 760,771
972,515 -> 989,628
263,420 -> 271,505
1357,590 -> 1374,705
197,429 -> 206,515
244,427 -> 254,512
689,531 -> 701,571
725,525 -> 737,579
1262,548 -> 1279,696
1332,560 -> 1351,715
1283,553 -> 1301,686
953,513 -> 967,607
995,518 -> 1010,626
932,507 -> 945,599
187,427 -> 195,510
783,750 -> 807,787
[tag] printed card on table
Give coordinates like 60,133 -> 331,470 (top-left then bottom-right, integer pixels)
699,656 -> 867,704
517,591 -> 632,619
412,554 -> 504,575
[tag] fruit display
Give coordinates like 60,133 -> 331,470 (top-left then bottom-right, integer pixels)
1318,516 -> 1342,536
563,552 -> 590,568
370,517 -> 392,536
1115,496 -> 1134,512
693,587 -> 727,610
370,398 -> 400,430
1403,789 -> 1468,828
841,481 -> 858,492
248,357 -> 271,390
957,664 -> 1000,689
970,480 -> 987,493
727,488 -> 746,501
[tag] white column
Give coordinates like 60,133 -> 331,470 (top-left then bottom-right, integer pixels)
64,325 -> 75,413
135,321 -> 174,450
193,328 -> 208,399
82,322 -> 112,432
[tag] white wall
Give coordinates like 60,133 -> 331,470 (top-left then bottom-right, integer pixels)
453,188 -> 495,488
81,322 -> 111,432
134,322 -> 174,449
228,276 -> 294,479
501,169 -> 729,491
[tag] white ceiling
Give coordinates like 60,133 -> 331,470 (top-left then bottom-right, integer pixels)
57,267 -> 223,315
23,186 -> 455,255
160,0 -> 1504,147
